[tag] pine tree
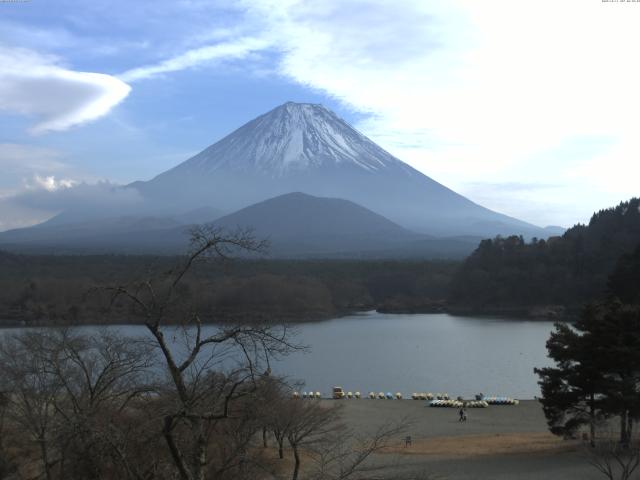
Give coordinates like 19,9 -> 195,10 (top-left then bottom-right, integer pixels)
536,302 -> 640,446
590,302 -> 640,447
535,309 -> 606,445
608,244 -> 640,304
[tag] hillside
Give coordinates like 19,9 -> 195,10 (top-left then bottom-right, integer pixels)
449,198 -> 640,313
214,192 -> 414,247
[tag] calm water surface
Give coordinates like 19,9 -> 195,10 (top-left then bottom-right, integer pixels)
1,312 -> 557,399
275,311 -> 556,399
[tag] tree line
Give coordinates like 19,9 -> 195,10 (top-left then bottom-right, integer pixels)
449,198 -> 640,314
0,251 -> 457,326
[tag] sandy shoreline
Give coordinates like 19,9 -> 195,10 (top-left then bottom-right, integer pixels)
316,399 -> 601,479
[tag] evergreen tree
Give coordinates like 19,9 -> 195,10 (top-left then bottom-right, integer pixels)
608,244 -> 640,304
591,302 -> 640,447
536,302 -> 640,446
535,308 -> 606,445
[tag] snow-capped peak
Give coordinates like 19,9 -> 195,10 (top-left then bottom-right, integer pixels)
176,101 -> 408,177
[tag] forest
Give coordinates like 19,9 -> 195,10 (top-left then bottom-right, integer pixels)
448,198 -> 640,316
0,250 -> 456,326
1,198 -> 639,326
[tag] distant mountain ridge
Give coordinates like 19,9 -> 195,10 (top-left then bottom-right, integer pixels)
0,193 -> 479,258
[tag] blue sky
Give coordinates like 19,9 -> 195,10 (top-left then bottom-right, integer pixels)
1,0 -> 639,230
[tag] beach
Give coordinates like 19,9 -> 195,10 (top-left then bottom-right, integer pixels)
318,399 -> 601,479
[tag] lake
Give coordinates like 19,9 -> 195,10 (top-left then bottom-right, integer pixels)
274,311 -> 556,399
0,311 -> 558,399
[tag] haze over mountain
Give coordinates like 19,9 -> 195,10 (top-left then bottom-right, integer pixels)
131,102 -> 548,237
0,192 -> 480,258
212,192 -> 479,258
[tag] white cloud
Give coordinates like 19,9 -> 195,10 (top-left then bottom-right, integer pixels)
0,47 -> 131,134
242,0 -> 640,226
119,36 -> 270,82
0,142 -> 140,231
29,175 -> 77,192
0,143 -> 78,199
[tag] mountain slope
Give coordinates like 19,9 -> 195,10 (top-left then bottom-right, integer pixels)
0,207 -> 225,250
0,211 -> 203,254
0,193 -> 477,258
132,102 -> 543,237
212,192 -> 419,255
215,192 -> 409,238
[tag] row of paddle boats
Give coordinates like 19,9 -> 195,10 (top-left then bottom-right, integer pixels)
483,396 -> 519,405
293,392 -> 322,399
429,399 -> 489,408
294,390 -> 405,399
428,397 -> 518,407
369,392 -> 403,399
293,389 -> 518,405
411,393 -> 450,400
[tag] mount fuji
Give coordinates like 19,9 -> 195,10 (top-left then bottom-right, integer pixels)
131,102 -> 542,237
0,102 -> 560,256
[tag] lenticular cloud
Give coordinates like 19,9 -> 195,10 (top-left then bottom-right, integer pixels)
0,47 -> 131,134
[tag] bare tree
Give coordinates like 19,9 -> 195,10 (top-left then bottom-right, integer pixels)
307,420 -> 410,480
106,226 -> 300,480
283,400 -> 343,480
0,390 -> 17,479
271,406 -> 290,460
254,373 -> 291,455
586,425 -> 640,480
45,329 -> 157,480
0,330 -> 64,480
0,328 -> 158,480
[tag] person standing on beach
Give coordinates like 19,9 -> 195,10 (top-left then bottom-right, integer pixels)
458,405 -> 467,422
